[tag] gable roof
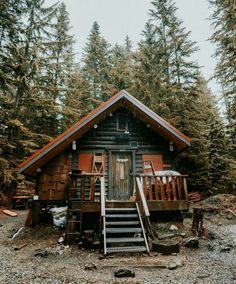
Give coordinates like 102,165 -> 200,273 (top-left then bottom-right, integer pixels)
19,90 -> 191,175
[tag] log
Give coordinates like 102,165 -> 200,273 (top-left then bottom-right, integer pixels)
2,209 -> 18,217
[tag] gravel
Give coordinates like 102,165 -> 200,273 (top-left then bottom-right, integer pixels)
0,209 -> 235,284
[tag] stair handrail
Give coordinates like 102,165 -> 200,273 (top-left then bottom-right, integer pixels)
101,176 -> 105,217
100,176 -> 107,254
135,177 -> 150,217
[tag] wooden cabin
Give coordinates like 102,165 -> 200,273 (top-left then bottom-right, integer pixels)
19,90 -> 191,254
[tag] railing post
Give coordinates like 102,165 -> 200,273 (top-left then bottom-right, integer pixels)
183,177 -> 188,200
90,176 -> 95,201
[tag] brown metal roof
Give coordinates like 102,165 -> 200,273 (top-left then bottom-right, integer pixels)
19,90 -> 191,175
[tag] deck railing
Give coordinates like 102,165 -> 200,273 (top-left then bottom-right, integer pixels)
69,172 -> 188,202
136,174 -> 188,201
69,172 -> 105,201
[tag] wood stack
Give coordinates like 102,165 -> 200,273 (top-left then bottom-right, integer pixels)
188,192 -> 202,202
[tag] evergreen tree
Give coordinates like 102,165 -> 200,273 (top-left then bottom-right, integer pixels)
37,2 -> 75,137
61,69 -> 91,130
131,21 -> 167,115
81,21 -> 112,105
209,0 -> 236,157
109,37 -> 134,94
0,0 -> 58,168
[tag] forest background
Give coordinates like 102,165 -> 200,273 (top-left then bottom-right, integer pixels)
0,0 -> 235,202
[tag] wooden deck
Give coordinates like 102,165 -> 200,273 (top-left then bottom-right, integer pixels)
70,200 -> 189,212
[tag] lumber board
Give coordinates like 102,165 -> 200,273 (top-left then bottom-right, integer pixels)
2,209 -> 18,217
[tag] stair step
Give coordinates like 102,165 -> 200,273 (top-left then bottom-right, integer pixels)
106,237 -> 144,243
105,208 -> 136,212
106,246 -> 147,253
104,227 -> 142,234
106,214 -> 138,218
106,221 -> 140,226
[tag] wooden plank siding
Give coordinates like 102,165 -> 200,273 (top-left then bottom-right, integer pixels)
38,149 -> 72,200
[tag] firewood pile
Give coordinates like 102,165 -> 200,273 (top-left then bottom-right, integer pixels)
188,192 -> 202,202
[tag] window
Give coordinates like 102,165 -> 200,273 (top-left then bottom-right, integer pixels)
116,113 -> 128,131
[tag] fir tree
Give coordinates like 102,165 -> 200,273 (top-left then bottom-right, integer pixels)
81,21 -> 112,105
109,37 -> 134,94
61,69 -> 91,130
36,2 -> 75,137
209,0 -> 236,157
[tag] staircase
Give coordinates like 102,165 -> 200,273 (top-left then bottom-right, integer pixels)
102,203 -> 149,254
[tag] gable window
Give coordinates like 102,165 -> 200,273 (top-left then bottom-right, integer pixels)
116,113 -> 128,131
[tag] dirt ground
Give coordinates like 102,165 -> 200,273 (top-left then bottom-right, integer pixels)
0,195 -> 236,284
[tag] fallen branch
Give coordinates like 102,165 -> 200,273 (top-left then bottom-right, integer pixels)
14,244 -> 28,251
226,209 -> 236,217
100,264 -> 167,269
11,227 -> 24,240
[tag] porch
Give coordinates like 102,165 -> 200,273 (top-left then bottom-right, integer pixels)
66,173 -> 188,252
68,172 -> 189,212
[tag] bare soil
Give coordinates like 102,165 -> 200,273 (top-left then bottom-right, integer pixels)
0,195 -> 236,284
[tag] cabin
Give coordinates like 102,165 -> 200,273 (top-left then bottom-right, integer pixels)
19,90 -> 191,254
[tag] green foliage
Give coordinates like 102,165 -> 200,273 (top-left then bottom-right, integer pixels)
209,0 -> 236,158
81,21 -> 112,104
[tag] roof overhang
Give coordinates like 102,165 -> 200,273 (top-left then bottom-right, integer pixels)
19,90 -> 191,176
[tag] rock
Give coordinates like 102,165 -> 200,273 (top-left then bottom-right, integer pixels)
152,239 -> 179,254
58,237 -> 64,244
114,268 -> 135,278
34,250 -> 49,258
183,237 -> 199,248
175,258 -> 185,268
168,262 -> 178,270
170,225 -> 178,231
84,263 -> 97,270
198,273 -> 210,279
220,246 -> 231,252
180,232 -> 186,237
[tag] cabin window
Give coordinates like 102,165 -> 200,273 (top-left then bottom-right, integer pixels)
116,113 -> 128,131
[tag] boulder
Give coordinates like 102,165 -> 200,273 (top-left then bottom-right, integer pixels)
114,268 -> 135,278
169,225 -> 178,231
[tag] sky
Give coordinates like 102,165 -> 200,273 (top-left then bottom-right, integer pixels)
45,0 -> 219,96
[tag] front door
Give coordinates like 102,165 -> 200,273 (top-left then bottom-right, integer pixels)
110,152 -> 132,200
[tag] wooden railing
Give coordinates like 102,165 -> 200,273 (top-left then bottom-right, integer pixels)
135,177 -> 150,217
69,172 -> 105,201
136,174 -> 188,201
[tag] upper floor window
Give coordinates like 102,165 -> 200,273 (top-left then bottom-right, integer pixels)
116,112 -> 128,131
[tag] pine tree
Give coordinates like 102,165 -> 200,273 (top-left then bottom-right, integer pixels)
37,2 -> 75,137
209,0 -> 236,157
109,37 -> 134,94
61,69 -> 91,130
81,21 -> 112,105
132,21 -> 167,115
0,0 -> 59,167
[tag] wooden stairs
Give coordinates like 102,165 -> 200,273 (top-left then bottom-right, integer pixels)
102,203 -> 149,254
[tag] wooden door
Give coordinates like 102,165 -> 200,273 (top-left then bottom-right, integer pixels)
110,152 -> 132,200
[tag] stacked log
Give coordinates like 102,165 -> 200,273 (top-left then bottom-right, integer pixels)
188,192 -> 202,202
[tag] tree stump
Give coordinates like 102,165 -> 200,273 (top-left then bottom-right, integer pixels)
152,239 -> 179,254
191,208 -> 204,236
